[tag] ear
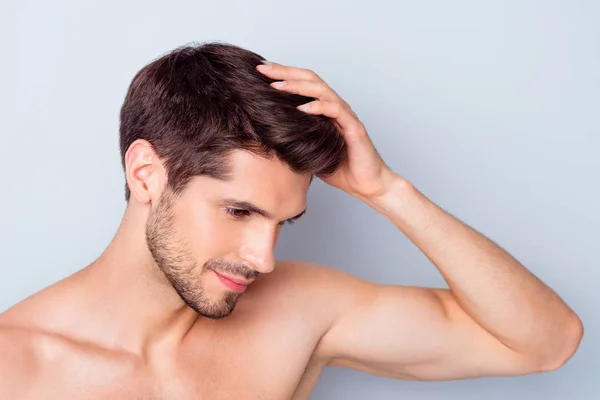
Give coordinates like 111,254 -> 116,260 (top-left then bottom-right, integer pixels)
124,139 -> 167,205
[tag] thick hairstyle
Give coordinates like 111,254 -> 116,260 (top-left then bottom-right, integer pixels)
119,41 -> 346,202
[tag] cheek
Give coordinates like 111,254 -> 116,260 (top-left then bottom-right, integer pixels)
180,207 -> 243,254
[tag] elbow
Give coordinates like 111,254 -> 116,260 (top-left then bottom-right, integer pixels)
537,313 -> 584,373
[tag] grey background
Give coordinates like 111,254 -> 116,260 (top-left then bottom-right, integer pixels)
1,0 -> 598,399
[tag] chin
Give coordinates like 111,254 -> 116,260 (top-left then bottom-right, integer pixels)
186,292 -> 241,320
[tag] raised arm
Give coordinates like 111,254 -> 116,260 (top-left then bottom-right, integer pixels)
311,178 -> 582,380
257,60 -> 583,380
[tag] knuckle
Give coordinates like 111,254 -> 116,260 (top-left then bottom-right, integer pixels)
306,69 -> 320,80
328,102 -> 341,118
315,82 -> 327,97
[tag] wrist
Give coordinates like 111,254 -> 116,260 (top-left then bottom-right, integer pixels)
360,173 -> 415,215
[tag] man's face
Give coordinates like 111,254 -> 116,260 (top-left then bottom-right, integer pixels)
145,150 -> 311,319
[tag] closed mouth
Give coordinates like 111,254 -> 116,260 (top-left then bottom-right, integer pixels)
212,270 -> 253,286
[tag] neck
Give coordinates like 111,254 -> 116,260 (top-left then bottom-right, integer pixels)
23,203 -> 199,357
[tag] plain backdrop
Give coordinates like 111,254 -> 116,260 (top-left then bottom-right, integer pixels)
1,0 -> 598,399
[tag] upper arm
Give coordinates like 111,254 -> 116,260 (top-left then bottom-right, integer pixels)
306,265 -> 542,381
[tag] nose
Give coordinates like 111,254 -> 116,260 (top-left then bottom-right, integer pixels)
238,229 -> 277,274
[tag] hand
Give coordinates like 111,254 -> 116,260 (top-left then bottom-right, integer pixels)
256,61 -> 397,200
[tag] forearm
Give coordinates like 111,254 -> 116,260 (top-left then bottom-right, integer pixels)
361,174 -> 583,367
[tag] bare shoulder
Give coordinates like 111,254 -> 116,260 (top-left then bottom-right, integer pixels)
271,259 -> 377,298
264,259 -> 378,332
275,258 -> 376,290
0,319 -> 39,397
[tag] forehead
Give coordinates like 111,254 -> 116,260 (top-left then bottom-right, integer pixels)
186,150 -> 311,211
227,149 -> 307,183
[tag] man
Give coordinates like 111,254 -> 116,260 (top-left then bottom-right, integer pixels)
0,42 -> 583,399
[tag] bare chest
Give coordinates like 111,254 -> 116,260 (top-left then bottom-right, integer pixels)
19,319 -> 327,400
21,346 -> 324,400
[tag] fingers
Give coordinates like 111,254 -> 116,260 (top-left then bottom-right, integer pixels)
297,100 -> 361,137
256,61 -> 319,82
270,79 -> 341,103
257,60 -> 365,139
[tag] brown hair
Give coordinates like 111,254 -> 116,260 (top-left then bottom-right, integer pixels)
119,41 -> 346,202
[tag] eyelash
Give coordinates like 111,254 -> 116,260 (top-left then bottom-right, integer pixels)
226,208 -> 251,219
225,208 -> 296,225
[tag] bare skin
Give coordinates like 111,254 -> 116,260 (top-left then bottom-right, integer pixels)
0,61 -> 583,399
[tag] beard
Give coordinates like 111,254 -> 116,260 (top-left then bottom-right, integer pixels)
144,189 -> 258,319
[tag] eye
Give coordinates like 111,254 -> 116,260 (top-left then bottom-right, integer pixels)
278,219 -> 296,227
226,207 -> 251,219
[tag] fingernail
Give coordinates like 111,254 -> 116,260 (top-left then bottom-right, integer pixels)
298,103 -> 311,112
258,60 -> 272,70
271,81 -> 286,89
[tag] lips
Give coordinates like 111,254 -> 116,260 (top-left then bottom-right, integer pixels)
216,273 -> 252,286
210,269 -> 254,285
212,270 -> 252,293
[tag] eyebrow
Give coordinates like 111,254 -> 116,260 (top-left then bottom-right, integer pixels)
219,198 -> 307,223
